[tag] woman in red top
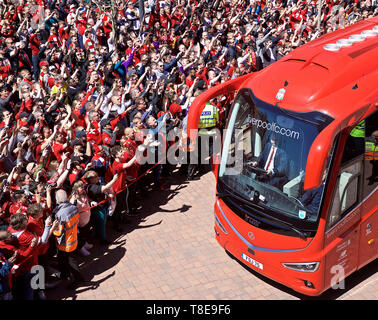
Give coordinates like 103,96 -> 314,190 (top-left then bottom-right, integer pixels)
71,100 -> 86,128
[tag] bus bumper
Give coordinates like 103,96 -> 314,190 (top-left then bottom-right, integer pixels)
214,212 -> 325,297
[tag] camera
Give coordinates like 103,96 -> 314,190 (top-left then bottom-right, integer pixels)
47,182 -> 57,188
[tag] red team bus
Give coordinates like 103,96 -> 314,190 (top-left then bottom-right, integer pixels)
187,17 -> 378,296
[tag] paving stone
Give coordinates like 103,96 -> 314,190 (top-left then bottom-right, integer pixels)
47,172 -> 378,300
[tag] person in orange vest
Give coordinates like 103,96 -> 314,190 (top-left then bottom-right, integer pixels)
53,189 -> 83,289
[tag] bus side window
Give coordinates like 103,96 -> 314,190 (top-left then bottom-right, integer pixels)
341,120 -> 365,164
326,122 -> 365,230
363,110 -> 378,197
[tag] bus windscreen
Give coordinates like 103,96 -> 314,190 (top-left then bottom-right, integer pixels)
218,88 -> 334,235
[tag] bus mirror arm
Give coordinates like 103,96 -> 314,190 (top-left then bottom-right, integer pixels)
304,120 -> 339,190
186,73 -> 253,179
186,73 -> 252,143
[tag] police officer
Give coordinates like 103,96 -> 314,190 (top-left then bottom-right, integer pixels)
187,101 -> 219,180
365,130 -> 378,185
350,119 -> 365,154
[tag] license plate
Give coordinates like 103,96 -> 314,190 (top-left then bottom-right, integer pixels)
241,253 -> 263,270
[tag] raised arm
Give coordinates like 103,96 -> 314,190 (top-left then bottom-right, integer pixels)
40,125 -> 59,151
56,159 -> 71,188
101,173 -> 119,193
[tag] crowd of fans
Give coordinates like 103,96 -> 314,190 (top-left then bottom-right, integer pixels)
0,0 -> 377,300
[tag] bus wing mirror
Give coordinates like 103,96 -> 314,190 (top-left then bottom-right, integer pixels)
304,121 -> 339,190
186,74 -> 252,179
186,74 -> 251,141
304,103 -> 374,190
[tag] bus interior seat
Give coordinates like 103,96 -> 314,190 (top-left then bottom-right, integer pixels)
254,133 -> 262,158
283,166 -> 304,198
328,170 -> 359,227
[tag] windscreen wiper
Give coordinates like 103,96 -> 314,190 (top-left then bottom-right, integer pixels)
275,218 -> 309,240
217,191 -> 309,240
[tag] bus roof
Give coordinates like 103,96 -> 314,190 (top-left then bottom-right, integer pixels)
242,16 -> 378,121
186,18 -> 378,189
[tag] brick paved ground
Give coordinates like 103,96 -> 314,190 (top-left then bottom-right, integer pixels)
47,170 -> 378,300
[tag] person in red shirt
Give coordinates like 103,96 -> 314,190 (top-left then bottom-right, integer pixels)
123,126 -> 143,194
58,21 -> 69,42
160,6 -> 171,30
8,212 -> 54,300
18,92 -> 34,117
122,127 -> 138,154
9,192 -> 28,218
26,203 -> 55,264
52,132 -> 69,162
91,144 -> 112,183
47,25 -> 62,49
86,111 -> 102,145
110,145 -> 138,231
195,62 -> 208,83
185,69 -> 197,87
171,5 -> 185,29
122,128 -> 141,213
39,61 -> 55,90
101,119 -> 119,147
205,68 -> 221,88
16,112 -> 30,127
29,28 -> 43,81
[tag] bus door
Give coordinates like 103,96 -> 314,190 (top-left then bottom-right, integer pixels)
323,123 -> 365,290
358,110 -> 378,269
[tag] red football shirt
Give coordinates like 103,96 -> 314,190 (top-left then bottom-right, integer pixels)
111,160 -> 127,193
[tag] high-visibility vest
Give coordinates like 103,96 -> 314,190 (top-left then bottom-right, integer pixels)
198,103 -> 219,133
53,214 -> 79,253
350,120 -> 365,138
365,141 -> 378,161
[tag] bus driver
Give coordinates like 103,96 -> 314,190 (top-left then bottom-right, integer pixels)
250,133 -> 289,190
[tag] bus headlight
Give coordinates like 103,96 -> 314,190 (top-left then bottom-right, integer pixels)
214,212 -> 228,234
282,262 -> 320,272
